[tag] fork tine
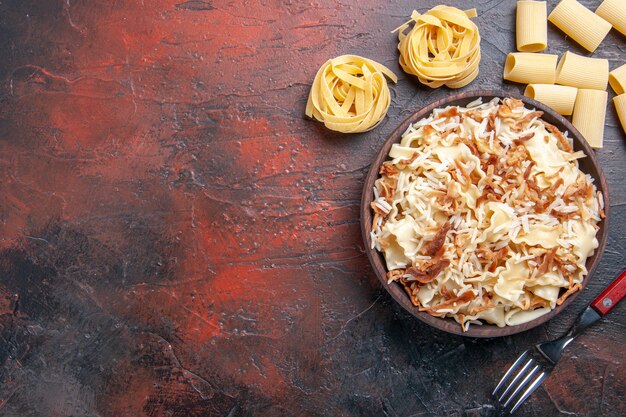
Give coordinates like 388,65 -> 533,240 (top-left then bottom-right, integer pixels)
498,357 -> 535,402
502,364 -> 540,407
493,351 -> 529,396
509,372 -> 548,414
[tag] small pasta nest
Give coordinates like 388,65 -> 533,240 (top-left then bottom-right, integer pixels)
305,55 -> 397,133
395,6 -> 481,89
371,97 -> 604,331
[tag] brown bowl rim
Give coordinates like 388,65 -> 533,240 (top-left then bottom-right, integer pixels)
360,89 -> 610,338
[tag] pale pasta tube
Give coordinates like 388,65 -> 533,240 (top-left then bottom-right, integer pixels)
524,84 -> 577,115
548,0 -> 612,52
556,51 -> 609,90
503,53 -> 557,84
572,89 -> 608,148
395,6 -> 481,89
609,64 -> 626,95
305,55 -> 397,133
516,1 -> 547,52
596,0 -> 626,36
614,94 -> 626,135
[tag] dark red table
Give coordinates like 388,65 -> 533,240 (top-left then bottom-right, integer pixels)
0,1 -> 624,416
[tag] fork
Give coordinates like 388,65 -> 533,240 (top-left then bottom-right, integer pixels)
493,268 -> 626,414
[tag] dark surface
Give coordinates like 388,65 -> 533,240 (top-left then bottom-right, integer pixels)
0,1 -> 624,416
361,90 -> 610,338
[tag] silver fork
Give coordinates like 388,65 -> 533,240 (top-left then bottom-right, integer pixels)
493,268 -> 626,414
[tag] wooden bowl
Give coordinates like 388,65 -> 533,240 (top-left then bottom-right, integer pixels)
360,90 -> 610,338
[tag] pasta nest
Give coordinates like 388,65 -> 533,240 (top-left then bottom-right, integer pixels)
305,55 -> 397,133
395,6 -> 481,89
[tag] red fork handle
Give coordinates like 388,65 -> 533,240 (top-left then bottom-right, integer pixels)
590,268 -> 626,316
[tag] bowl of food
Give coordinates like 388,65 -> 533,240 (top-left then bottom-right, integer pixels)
361,90 -> 609,337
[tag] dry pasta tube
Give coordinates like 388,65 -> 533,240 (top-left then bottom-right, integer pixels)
556,51 -> 608,90
305,55 -> 397,134
395,6 -> 481,89
572,89 -> 608,149
614,94 -> 626,135
503,53 -> 557,84
609,64 -> 626,95
596,0 -> 626,36
548,0 -> 612,52
516,1 -> 547,52
524,84 -> 577,115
